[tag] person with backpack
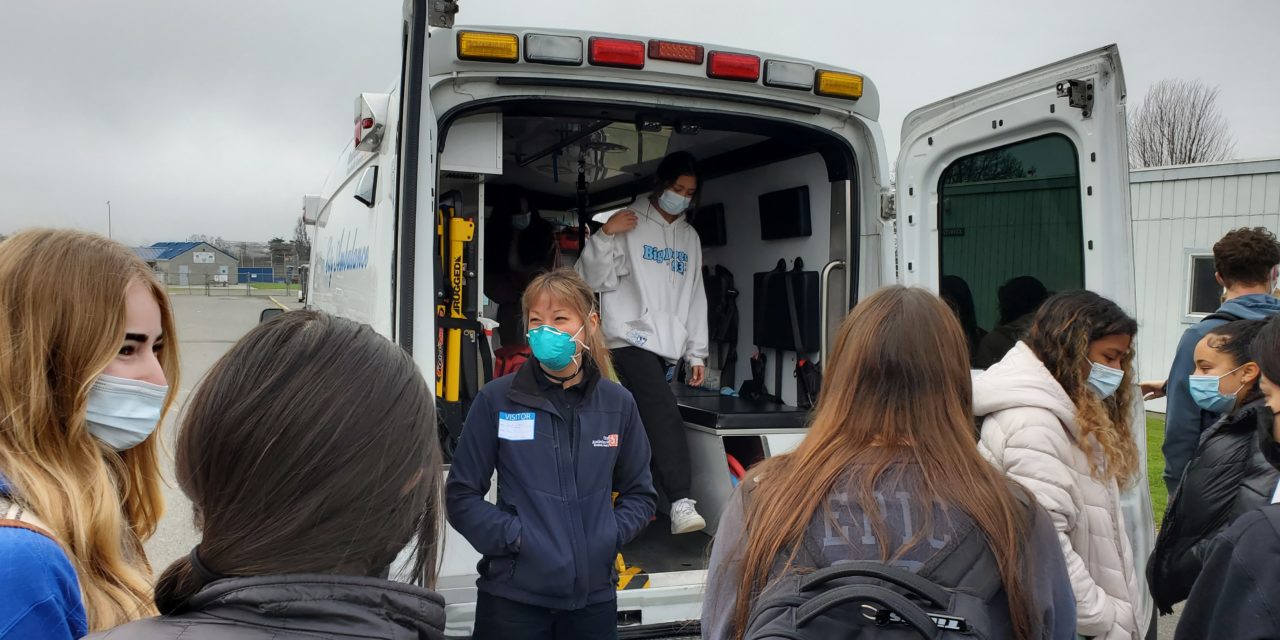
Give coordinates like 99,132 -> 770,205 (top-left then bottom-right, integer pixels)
0,230 -> 180,638
1157,227 -> 1280,495
977,291 -> 1145,639
1173,315 -> 1280,639
703,286 -> 1075,640
1148,319 -> 1279,614
446,269 -> 656,639
91,311 -> 447,639
576,151 -> 710,534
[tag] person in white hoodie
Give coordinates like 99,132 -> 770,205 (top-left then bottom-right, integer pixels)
576,151 -> 709,534
975,290 -> 1146,640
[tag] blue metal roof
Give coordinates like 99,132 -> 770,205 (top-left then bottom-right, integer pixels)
149,242 -> 203,260
132,246 -> 165,261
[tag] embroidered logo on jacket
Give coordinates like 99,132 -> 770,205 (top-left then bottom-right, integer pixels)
592,434 -> 620,448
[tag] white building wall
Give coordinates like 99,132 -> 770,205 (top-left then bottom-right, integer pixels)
1131,158 -> 1280,412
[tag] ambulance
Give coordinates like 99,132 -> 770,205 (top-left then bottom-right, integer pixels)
300,0 -> 1154,635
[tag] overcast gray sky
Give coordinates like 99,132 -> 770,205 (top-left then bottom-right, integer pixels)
3,0 -> 1277,246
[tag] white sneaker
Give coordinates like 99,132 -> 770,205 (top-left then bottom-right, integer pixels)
669,498 -> 706,534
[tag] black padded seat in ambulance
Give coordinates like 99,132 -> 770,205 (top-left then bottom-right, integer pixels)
670,384 -> 810,430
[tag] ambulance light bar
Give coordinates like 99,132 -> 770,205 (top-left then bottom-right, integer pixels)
457,31 -> 519,62
452,30 -> 861,102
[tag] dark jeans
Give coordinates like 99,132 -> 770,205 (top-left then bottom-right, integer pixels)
472,592 -> 618,640
610,346 -> 691,501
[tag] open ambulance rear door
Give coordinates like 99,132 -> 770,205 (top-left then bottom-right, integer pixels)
893,45 -> 1153,632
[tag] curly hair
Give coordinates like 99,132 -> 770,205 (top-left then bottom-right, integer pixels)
1025,291 -> 1140,489
1214,227 -> 1280,288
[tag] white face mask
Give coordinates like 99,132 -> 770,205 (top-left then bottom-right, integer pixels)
658,189 -> 691,216
85,373 -> 168,451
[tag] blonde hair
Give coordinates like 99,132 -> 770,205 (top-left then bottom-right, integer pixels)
0,229 -> 179,629
521,268 -> 613,376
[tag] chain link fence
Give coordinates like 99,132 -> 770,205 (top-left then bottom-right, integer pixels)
159,273 -> 300,298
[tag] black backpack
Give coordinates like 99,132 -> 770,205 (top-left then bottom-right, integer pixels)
743,502 -> 1029,640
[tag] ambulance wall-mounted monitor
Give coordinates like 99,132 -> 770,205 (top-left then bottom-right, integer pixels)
757,185 -> 811,240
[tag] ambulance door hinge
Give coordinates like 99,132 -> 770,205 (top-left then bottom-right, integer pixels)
1056,79 -> 1094,118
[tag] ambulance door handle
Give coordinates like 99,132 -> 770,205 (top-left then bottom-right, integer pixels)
819,260 -> 846,364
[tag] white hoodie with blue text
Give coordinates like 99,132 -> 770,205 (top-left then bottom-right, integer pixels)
576,198 -> 709,366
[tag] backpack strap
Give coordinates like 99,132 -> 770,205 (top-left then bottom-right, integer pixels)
1203,310 -> 1241,323
919,491 -> 1038,602
797,584 -> 941,639
799,562 -> 950,609
0,495 -> 62,551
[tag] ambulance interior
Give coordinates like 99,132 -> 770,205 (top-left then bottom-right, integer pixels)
433,97 -> 1090,582
436,102 -> 854,574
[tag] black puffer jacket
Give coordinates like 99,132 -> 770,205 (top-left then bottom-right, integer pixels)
88,574 -> 446,639
1148,397 -> 1279,613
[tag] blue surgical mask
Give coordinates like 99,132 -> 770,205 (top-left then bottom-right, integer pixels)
1189,365 -> 1245,413
527,324 -> 585,371
85,374 -> 168,451
1087,362 -> 1125,399
657,190 -> 690,216
511,212 -> 531,230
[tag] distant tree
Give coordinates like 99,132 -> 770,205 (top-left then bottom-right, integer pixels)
293,217 -> 312,263
186,234 -> 231,253
942,149 -> 1029,185
1129,78 -> 1236,168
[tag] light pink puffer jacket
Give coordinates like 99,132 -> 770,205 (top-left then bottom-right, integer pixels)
975,342 -> 1143,640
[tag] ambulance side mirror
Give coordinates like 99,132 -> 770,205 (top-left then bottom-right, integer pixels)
354,166 -> 378,208
259,308 -> 286,324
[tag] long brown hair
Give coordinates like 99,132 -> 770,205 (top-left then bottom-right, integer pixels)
725,286 -> 1038,639
154,311 -> 443,613
1024,291 -> 1139,488
521,268 -> 613,376
0,229 -> 179,629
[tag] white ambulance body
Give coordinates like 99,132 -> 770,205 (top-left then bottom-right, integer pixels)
304,1 -> 1153,635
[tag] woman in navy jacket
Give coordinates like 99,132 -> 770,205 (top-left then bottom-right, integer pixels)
446,269 -> 657,639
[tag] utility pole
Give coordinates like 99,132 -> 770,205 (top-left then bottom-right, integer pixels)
106,201 -> 113,239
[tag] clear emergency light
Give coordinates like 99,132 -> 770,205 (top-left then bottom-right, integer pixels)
763,60 -> 815,90
524,34 -> 582,65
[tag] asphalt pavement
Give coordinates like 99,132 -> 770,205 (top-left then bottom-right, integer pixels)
144,293 -> 301,572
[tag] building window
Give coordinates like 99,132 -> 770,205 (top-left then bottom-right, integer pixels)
1187,253 -> 1221,316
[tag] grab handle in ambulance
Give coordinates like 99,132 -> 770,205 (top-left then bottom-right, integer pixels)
819,260 -> 846,363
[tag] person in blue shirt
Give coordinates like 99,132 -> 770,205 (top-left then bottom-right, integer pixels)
1153,227 -> 1280,495
0,229 -> 180,638
447,268 -> 657,640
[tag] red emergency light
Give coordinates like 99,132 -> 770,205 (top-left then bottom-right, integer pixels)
589,37 -> 645,69
354,117 -> 374,146
707,51 -> 760,82
648,40 -> 704,64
